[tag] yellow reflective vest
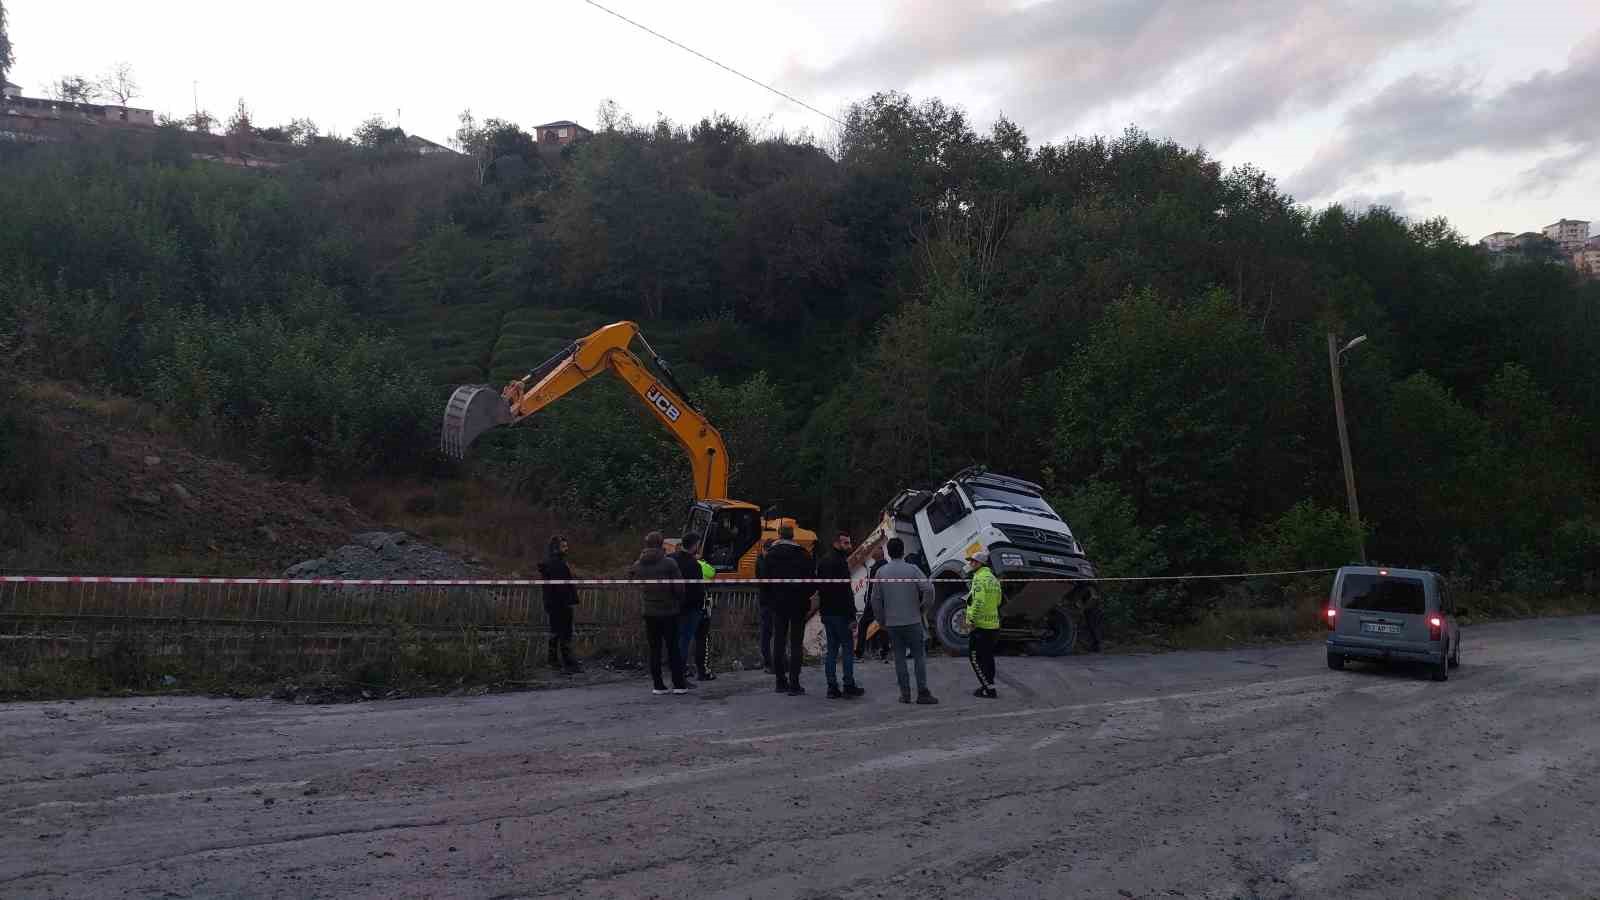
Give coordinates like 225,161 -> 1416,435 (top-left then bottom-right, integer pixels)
966,565 -> 1001,630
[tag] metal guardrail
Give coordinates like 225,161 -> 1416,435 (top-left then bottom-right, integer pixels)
0,580 -> 766,681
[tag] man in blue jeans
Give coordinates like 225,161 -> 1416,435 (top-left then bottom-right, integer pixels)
869,538 -> 938,704
816,530 -> 863,699
669,532 -> 708,687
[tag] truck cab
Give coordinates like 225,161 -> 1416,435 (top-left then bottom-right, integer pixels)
852,467 -> 1097,655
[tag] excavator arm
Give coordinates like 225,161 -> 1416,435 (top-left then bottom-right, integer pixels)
441,321 -> 731,500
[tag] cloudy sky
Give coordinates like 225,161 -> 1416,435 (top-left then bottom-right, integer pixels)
8,0 -> 1598,240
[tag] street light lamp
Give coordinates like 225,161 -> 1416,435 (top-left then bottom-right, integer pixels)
1327,332 -> 1367,564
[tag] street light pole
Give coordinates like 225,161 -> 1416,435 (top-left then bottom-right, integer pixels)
1327,333 -> 1366,564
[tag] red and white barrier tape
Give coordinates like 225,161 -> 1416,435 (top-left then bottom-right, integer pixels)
0,568 -> 1337,587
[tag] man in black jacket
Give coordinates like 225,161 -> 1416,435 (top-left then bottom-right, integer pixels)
817,531 -> 863,698
761,526 -> 815,695
537,535 -> 582,674
628,531 -> 687,694
756,538 -> 776,673
669,533 -> 713,683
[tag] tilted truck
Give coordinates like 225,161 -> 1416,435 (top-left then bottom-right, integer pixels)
842,467 -> 1098,656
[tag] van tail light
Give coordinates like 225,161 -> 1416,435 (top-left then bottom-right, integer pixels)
1428,616 -> 1443,641
1326,607 -> 1337,630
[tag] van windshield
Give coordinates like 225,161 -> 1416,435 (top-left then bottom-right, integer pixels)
1340,574 -> 1426,614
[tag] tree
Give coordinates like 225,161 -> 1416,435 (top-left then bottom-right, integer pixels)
259,117 -> 320,145
0,0 -> 14,88
1245,501 -> 1365,571
46,75 -> 100,103
226,98 -> 256,137
354,114 -> 405,148
1048,288 -> 1295,574
97,61 -> 139,106
452,110 -> 539,186
182,109 -> 216,134
595,98 -> 634,133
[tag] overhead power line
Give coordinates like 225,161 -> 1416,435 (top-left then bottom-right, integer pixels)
581,0 -> 846,128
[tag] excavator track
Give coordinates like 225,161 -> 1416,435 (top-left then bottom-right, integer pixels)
441,385 -> 511,460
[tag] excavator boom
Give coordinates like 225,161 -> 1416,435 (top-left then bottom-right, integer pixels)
440,322 -> 731,500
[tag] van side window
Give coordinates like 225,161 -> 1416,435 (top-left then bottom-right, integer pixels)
1438,578 -> 1451,614
926,488 -> 967,534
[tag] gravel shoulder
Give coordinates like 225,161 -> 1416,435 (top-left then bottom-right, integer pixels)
4,615 -> 1599,898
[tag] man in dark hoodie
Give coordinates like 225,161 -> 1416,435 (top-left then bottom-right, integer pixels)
627,530 -> 687,694
537,535 -> 582,674
669,532 -> 714,683
762,525 -> 815,695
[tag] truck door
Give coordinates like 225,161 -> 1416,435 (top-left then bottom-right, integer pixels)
913,485 -> 975,569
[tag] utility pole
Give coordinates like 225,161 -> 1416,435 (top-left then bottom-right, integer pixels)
1327,332 -> 1366,564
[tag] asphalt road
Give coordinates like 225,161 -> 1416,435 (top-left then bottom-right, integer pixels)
4,615 -> 1600,899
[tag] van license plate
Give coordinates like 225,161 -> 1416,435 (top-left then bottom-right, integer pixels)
1362,623 -> 1402,635
1040,555 -> 1066,566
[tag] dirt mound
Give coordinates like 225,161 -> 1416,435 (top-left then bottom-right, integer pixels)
285,531 -> 490,580
2,382 -> 378,575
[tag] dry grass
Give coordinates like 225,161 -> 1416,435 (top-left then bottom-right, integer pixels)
16,380 -> 161,428
1166,595 -> 1328,650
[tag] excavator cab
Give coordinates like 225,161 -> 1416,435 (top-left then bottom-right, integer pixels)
685,503 -> 762,573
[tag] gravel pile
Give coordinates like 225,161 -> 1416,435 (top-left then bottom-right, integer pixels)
284,532 -> 490,580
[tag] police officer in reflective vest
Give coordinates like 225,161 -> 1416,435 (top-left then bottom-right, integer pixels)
966,550 -> 1001,699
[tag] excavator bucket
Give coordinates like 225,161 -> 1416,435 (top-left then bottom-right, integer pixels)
441,385 -> 512,460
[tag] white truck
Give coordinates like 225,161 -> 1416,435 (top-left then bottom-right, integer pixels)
845,466 -> 1098,656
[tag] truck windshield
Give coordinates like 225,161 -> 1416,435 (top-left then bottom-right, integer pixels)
966,485 -> 1060,520
1340,575 -> 1426,614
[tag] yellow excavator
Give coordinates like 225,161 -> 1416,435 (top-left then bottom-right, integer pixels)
441,321 -> 815,578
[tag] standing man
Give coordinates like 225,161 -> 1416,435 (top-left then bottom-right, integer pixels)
762,525 -> 815,696
870,538 -> 938,705
965,550 -> 1001,699
856,545 -> 890,662
537,535 -> 582,674
628,531 -> 687,695
693,554 -> 717,680
756,538 -> 776,674
1082,589 -> 1104,653
669,533 -> 708,687
816,530 -> 863,699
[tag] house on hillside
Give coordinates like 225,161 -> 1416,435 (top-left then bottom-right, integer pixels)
2,80 -> 21,99
1479,231 -> 1516,252
2,93 -> 156,127
1574,247 -> 1600,279
1543,218 -> 1591,255
404,133 -> 458,155
535,120 -> 591,146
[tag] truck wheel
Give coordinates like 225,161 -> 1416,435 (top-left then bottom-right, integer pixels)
1430,641 -> 1449,682
1029,607 -> 1078,657
932,592 -> 972,656
1327,650 -> 1345,670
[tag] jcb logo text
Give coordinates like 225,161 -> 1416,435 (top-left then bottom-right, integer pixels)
646,385 -> 682,422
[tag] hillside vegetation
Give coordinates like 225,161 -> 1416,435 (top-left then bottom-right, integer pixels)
2,94 -> 1597,627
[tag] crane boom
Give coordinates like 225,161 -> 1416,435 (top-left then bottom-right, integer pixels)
441,321 -> 731,500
